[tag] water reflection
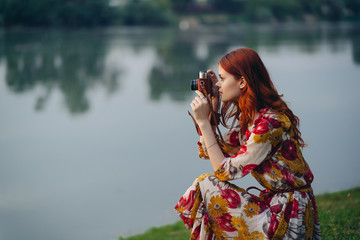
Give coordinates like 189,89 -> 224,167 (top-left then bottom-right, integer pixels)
350,28 -> 360,64
1,30 -> 122,113
1,23 -> 360,240
0,23 -> 359,114
148,29 -> 229,101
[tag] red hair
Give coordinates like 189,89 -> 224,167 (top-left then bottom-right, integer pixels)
219,48 -> 305,147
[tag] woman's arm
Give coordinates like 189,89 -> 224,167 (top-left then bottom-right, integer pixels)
198,120 -> 225,170
190,90 -> 225,170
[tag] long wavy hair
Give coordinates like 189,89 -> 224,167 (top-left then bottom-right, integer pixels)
218,48 -> 305,147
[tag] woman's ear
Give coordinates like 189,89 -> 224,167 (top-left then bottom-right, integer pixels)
239,76 -> 246,89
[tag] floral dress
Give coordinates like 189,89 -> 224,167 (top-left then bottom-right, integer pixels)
175,108 -> 321,240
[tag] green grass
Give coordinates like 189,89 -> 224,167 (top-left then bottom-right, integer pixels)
316,187 -> 360,240
119,187 -> 360,240
119,221 -> 190,240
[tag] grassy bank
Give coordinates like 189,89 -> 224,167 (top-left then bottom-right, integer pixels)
120,187 -> 360,240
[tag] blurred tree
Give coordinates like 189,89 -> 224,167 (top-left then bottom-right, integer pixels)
1,0 -> 116,27
170,0 -> 195,13
320,0 -> 345,21
209,0 -> 245,13
59,0 -> 115,26
269,0 -> 302,21
0,0 -> 359,27
120,0 -> 173,25
245,0 -> 273,22
245,0 -> 303,22
344,0 -> 360,18
298,0 -> 322,16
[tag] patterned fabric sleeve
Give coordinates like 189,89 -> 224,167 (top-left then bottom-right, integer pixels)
214,114 -> 283,181
198,127 -> 241,159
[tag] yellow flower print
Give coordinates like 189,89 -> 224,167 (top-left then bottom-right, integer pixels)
231,216 -> 249,232
197,173 -> 212,182
294,179 -> 306,188
198,145 -> 208,159
211,220 -> 226,239
304,200 -> 314,239
278,153 -> 307,175
250,231 -> 265,240
289,128 -> 295,137
269,128 -> 283,146
244,202 -> 260,218
234,230 -> 252,240
208,195 -> 228,218
215,167 -> 230,181
267,166 -> 282,180
176,206 -> 184,213
253,132 -> 270,144
278,114 -> 291,130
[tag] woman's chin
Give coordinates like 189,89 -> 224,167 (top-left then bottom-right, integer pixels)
221,97 -> 229,102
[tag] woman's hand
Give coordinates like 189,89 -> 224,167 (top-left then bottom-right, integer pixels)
190,90 -> 210,125
207,69 -> 220,112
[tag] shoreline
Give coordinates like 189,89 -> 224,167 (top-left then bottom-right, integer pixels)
120,186 -> 360,240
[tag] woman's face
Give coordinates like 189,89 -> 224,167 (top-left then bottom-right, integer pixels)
216,65 -> 243,102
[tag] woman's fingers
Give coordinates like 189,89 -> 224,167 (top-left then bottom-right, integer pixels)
191,91 -> 209,112
195,90 -> 208,102
207,69 -> 218,82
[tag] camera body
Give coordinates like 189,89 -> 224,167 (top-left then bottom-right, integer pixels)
190,71 -> 212,95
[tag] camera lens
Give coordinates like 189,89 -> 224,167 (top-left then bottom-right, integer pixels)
190,79 -> 198,91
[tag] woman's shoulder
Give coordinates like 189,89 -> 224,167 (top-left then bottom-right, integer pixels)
257,108 -> 291,130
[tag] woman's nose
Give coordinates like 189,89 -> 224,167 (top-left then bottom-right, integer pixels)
216,81 -> 221,87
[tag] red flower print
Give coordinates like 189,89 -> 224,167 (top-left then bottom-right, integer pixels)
239,145 -> 247,154
304,168 -> 314,184
177,190 -> 196,211
253,121 -> 270,135
217,184 -> 241,209
310,193 -> 319,220
192,224 -> 201,239
232,145 -> 247,158
217,213 -> 236,232
246,129 -> 251,140
267,214 -> 279,239
281,140 -> 298,160
283,199 -> 294,222
229,131 -> 240,146
291,198 -> 299,218
256,161 -> 272,174
204,212 -> 209,225
270,204 -> 282,214
281,168 -> 295,185
242,164 -> 258,176
254,117 -> 261,125
263,116 -> 281,128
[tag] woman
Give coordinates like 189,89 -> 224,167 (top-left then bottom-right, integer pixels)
175,48 -> 321,240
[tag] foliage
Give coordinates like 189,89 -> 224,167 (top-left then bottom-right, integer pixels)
170,0 -> 195,13
316,187 -> 360,239
0,0 -> 117,27
119,221 -> 190,240
208,0 -> 245,14
119,0 -> 174,25
1,0 -> 360,27
119,187 -> 360,240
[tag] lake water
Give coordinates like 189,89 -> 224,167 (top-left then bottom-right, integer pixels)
0,22 -> 360,240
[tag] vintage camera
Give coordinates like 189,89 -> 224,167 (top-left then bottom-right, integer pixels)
190,70 -> 212,95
